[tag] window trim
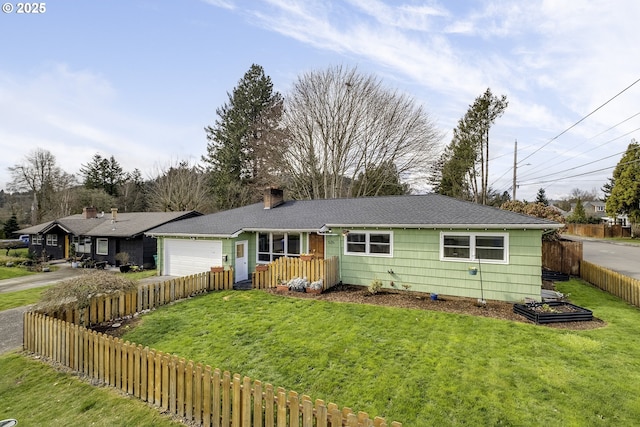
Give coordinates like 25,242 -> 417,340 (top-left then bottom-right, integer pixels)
45,234 -> 58,246
256,232 -> 302,263
344,231 -> 393,257
440,232 -> 508,264
32,235 -> 43,245
96,238 -> 109,256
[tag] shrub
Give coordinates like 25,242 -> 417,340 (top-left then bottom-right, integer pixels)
115,252 -> 130,265
37,270 -> 138,311
368,278 -> 383,295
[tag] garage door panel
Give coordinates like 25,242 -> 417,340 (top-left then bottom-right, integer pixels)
164,239 -> 222,276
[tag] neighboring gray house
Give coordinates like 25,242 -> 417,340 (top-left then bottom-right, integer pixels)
567,201 -> 629,225
147,189 -> 562,302
18,207 -> 201,267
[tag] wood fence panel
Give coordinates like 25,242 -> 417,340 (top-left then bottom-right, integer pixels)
252,257 -> 340,290
264,384 -> 275,427
22,265 -> 402,427
155,352 -> 163,406
253,379 -> 263,427
202,366 -> 212,427
242,376 -> 252,427
222,371 -> 231,426
162,355 -> 170,411
212,368 -> 222,427
177,358 -> 186,418
185,361 -> 194,421
542,240 -> 582,276
581,260 -> 640,307
289,391 -> 300,427
277,389 -> 287,427
232,374 -> 242,426
194,364 -> 203,425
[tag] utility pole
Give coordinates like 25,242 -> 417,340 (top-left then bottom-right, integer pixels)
512,139 -> 517,201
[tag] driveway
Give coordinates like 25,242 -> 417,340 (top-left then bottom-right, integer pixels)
0,261 -> 85,294
564,235 -> 640,280
0,262 -> 174,355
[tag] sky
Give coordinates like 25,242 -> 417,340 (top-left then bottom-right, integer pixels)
1,0 -> 639,202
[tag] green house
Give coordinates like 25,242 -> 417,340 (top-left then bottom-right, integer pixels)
146,189 -> 562,302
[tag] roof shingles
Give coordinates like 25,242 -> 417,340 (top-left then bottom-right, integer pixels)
147,194 -> 561,237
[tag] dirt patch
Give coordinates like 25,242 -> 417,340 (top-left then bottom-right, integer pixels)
268,283 -> 606,331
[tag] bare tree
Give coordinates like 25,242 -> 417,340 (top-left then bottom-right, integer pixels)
7,148 -> 74,223
282,65 -> 441,199
147,160 -> 213,213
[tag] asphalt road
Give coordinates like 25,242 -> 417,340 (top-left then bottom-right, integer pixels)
567,236 -> 640,280
0,263 -> 173,355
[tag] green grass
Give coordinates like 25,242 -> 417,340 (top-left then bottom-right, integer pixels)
0,352 -> 182,426
0,266 -> 34,280
124,269 -> 160,281
0,249 -> 35,280
0,286 -> 51,311
122,280 -> 640,427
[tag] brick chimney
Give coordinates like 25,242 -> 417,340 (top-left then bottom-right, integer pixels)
111,208 -> 118,221
83,207 -> 97,219
263,187 -> 284,209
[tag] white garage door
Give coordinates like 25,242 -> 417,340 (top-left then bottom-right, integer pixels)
164,239 -> 223,277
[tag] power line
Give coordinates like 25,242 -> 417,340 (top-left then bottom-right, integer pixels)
518,128 -> 640,182
520,157 -> 640,187
518,77 -> 640,165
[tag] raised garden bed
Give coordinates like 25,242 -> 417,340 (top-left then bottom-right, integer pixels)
513,301 -> 593,324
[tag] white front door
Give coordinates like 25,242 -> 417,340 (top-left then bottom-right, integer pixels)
235,240 -> 248,282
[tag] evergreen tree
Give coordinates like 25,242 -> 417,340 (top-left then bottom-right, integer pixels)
606,140 -> 640,224
80,154 -> 125,197
601,177 -> 615,202
2,214 -> 19,237
535,188 -> 549,206
203,64 -> 283,210
433,88 -> 507,204
566,199 -> 588,223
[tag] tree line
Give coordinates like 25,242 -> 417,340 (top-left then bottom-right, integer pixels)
3,62 -> 637,235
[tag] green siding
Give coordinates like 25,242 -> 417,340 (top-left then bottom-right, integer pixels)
326,228 -> 543,302
157,228 -> 544,302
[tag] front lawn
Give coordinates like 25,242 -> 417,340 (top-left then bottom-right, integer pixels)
121,279 -> 640,426
0,286 -> 51,311
0,248 -> 36,280
0,352 -> 183,426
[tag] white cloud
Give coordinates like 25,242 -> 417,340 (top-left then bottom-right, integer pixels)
0,64 -> 204,191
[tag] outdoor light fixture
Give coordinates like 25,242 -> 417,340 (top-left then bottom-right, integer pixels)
318,225 -> 331,234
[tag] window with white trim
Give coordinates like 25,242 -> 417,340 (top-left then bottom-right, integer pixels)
96,238 -> 108,255
46,234 -> 58,246
345,231 -> 393,256
32,235 -> 43,245
441,232 -> 508,263
257,232 -> 301,262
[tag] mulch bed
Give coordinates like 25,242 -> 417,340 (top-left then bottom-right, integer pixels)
268,283 -> 606,330
94,281 -> 605,337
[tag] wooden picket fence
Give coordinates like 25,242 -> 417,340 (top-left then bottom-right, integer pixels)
581,260 -> 640,307
39,269 -> 234,327
252,256 -> 339,290
23,265 -> 401,426
23,312 -> 399,427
